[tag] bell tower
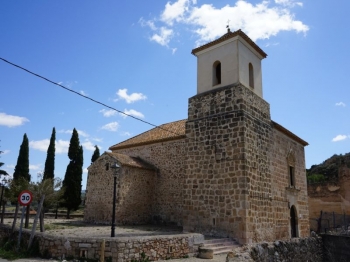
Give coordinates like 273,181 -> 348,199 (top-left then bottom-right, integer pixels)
184,29 -> 273,244
191,29 -> 267,98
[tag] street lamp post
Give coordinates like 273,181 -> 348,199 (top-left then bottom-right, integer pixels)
110,163 -> 120,237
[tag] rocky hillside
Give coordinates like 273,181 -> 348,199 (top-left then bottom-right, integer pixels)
306,152 -> 350,183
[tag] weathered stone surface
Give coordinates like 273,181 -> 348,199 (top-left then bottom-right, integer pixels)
0,224 -> 199,262
227,237 -> 323,262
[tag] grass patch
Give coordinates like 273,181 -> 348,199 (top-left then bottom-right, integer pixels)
0,248 -> 26,260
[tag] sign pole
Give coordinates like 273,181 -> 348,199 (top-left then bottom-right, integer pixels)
16,205 -> 26,252
16,190 -> 33,252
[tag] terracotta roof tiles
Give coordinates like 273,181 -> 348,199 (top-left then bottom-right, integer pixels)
109,119 -> 186,150
191,29 -> 267,58
106,152 -> 157,170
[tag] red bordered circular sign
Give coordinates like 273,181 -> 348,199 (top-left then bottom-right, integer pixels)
18,190 -> 33,206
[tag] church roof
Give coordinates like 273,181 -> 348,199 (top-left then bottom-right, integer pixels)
110,118 -> 308,150
272,121 -> 308,146
109,119 -> 186,150
105,152 -> 157,170
191,29 -> 267,58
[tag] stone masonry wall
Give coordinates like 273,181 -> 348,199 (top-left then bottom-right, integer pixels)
226,237 -> 323,262
270,129 -> 310,239
85,154 -> 155,224
308,166 -> 350,229
184,83 -> 274,244
0,224 -> 203,262
114,139 -> 186,226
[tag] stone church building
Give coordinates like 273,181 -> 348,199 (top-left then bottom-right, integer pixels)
84,29 -> 310,244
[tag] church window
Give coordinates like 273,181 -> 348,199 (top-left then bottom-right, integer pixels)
213,61 -> 221,86
287,150 -> 296,187
289,166 -> 295,187
249,63 -> 254,88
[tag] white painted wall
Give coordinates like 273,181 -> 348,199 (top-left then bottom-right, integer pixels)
195,35 -> 264,98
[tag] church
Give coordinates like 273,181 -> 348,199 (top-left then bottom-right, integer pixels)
84,29 -> 310,244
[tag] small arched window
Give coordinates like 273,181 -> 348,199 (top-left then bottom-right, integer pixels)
249,63 -> 254,88
213,61 -> 221,86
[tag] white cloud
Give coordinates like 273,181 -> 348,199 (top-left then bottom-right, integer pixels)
120,109 -> 145,119
80,90 -> 88,96
332,135 -> 349,142
141,0 -> 308,48
29,139 -> 70,154
99,109 -> 118,117
56,140 -> 70,153
0,113 -> 29,127
161,0 -> 194,25
77,130 -> 89,138
29,139 -> 50,152
91,137 -> 103,142
151,27 -> 174,46
82,140 -> 98,151
0,150 -> 10,155
335,102 -> 346,107
275,0 -> 303,7
121,132 -> 132,136
101,122 -> 119,132
58,80 -> 78,89
83,168 -> 88,174
139,17 -> 157,30
29,164 -> 42,171
115,89 -> 147,104
58,129 -> 89,137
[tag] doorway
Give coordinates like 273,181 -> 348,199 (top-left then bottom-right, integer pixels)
290,205 -> 298,238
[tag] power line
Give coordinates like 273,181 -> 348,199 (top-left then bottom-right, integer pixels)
0,57 -> 183,137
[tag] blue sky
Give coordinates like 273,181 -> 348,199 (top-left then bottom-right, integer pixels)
1,0 -> 349,189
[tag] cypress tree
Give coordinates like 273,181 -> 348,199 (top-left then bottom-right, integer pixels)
43,127 -> 56,181
62,128 -> 83,218
13,133 -> 30,182
91,145 -> 100,164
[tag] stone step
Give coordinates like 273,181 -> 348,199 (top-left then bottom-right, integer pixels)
200,238 -> 240,256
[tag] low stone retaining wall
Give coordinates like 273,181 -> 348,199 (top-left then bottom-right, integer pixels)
227,237 -> 323,262
322,234 -> 350,262
0,224 -> 204,261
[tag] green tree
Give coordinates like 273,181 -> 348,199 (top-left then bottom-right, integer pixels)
0,147 -> 9,224
0,162 -> 8,177
13,134 -> 32,228
43,128 -> 56,181
29,174 -> 63,232
91,145 -> 100,163
62,128 -> 83,218
13,133 -> 30,182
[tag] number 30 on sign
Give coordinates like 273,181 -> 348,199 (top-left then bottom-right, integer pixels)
18,190 -> 33,206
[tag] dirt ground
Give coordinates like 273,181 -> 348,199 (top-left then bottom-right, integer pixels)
3,217 -> 184,238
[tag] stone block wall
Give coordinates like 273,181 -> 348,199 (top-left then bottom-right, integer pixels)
308,166 -> 350,228
227,237 -> 323,262
0,224 -> 202,262
322,234 -> 350,261
85,154 -> 155,224
184,83 -> 274,244
114,139 -> 186,225
270,128 -> 310,239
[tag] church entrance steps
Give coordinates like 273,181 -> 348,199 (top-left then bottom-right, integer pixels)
199,238 -> 240,258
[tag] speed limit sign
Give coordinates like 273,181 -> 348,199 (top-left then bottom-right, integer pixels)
18,190 -> 33,206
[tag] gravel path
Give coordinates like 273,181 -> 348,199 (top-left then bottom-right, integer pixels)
3,218 -> 184,238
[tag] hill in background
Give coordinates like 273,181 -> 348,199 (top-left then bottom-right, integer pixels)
306,152 -> 350,183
